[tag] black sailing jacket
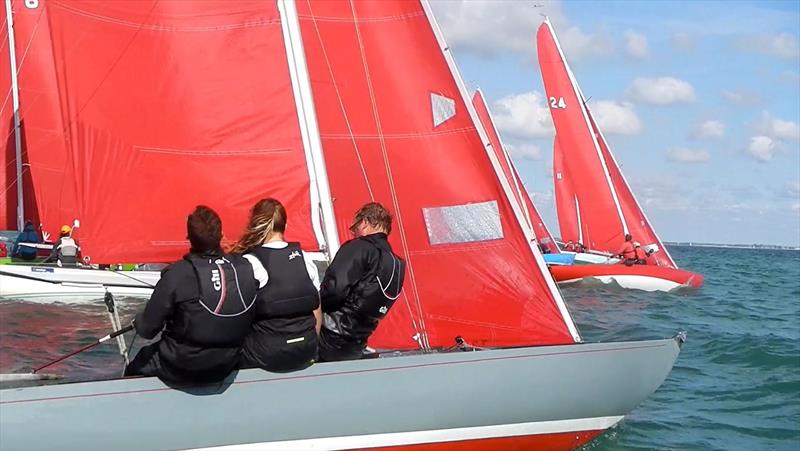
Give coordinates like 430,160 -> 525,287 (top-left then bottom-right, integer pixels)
320,233 -> 405,344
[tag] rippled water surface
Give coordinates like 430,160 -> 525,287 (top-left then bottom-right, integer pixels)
1,246 -> 798,450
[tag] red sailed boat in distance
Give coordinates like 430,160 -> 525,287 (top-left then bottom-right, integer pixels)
537,18 -> 703,292
2,2 -> 684,450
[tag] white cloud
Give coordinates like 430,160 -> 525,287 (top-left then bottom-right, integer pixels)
626,77 -> 696,105
738,32 -> 800,59
721,89 -> 760,105
430,0 -> 612,61
589,100 -> 641,135
756,111 -> 800,141
667,148 -> 711,163
671,32 -> 695,50
506,142 -> 543,160
491,91 -> 554,139
747,136 -> 775,162
691,120 -> 725,139
791,202 -> 800,213
624,30 -> 648,60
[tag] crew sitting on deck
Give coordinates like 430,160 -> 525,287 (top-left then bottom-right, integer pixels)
617,234 -> 637,266
633,242 -> 648,265
318,202 -> 406,362
12,220 -> 39,261
43,225 -> 79,267
125,206 -> 259,384
231,198 -> 321,373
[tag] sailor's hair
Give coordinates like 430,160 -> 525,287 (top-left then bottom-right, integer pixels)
229,198 -> 286,254
187,205 -> 222,253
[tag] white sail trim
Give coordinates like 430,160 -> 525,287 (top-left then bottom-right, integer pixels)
422,201 -> 503,245
543,18 -> 629,238
278,0 -> 340,258
191,415 -> 623,450
421,2 -> 581,342
575,195 -> 583,245
431,92 -> 456,127
4,0 -> 24,231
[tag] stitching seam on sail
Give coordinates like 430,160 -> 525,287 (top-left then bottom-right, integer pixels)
349,0 -> 427,350
306,0 -> 373,201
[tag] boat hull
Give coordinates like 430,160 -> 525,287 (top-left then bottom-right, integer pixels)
550,264 -> 704,292
0,265 -> 157,302
0,336 -> 683,451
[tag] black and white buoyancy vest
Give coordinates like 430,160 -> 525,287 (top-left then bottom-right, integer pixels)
56,237 -> 78,265
181,253 -> 258,347
248,243 -> 319,331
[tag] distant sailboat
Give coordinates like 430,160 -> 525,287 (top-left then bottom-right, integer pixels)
537,18 -> 703,292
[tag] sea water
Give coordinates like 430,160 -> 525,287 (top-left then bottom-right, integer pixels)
0,246 -> 798,450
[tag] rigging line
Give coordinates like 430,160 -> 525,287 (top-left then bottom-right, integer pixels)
349,0 -> 428,349
306,0 -> 373,201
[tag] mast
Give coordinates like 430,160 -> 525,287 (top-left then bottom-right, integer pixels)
543,18 -> 629,238
422,1 -> 581,342
278,0 -> 341,258
4,0 -> 23,231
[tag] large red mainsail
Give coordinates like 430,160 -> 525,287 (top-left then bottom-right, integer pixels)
7,0 -> 322,263
538,19 -> 676,268
298,0 -> 578,349
471,89 -> 559,254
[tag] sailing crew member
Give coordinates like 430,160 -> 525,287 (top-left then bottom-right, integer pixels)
633,242 -> 648,265
617,234 -> 637,266
125,206 -> 259,384
43,225 -> 80,266
11,220 -> 39,261
318,202 -> 405,362
231,198 -> 321,373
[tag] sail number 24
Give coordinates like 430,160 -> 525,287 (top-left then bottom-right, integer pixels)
549,97 -> 567,109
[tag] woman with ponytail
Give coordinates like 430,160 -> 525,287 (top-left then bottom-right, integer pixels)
232,198 -> 321,372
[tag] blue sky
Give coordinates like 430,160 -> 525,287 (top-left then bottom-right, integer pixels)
432,0 -> 800,247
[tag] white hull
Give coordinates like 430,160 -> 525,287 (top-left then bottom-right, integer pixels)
557,274 -> 683,292
564,252 -> 619,264
0,265 -> 157,302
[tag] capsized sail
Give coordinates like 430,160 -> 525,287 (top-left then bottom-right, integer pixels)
297,0 -> 579,349
471,89 -> 559,254
538,19 -> 676,268
7,0 -> 326,263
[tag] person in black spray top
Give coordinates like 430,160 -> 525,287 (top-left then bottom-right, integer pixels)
125,206 -> 258,384
231,198 -> 321,373
318,202 -> 405,362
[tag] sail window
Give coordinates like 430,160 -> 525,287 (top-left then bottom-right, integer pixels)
423,201 -> 504,245
431,93 -> 456,127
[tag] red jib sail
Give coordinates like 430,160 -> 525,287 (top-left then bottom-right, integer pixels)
553,135 -> 582,245
298,0 -> 578,349
471,89 -> 559,254
538,19 -> 676,267
7,0 -> 323,263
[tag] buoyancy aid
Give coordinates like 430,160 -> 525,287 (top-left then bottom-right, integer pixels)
242,243 -> 319,371
180,253 -> 258,347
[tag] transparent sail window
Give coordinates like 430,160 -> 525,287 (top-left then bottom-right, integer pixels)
423,201 -> 504,245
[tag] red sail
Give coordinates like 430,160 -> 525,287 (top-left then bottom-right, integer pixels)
539,19 -> 677,267
538,21 -> 627,252
298,0 -> 577,349
587,113 -> 676,267
552,136 -> 580,244
10,0 -> 320,263
1,4 -> 39,231
471,89 -> 559,254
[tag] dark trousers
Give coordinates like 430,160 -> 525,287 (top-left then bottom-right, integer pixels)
317,329 -> 365,362
124,343 -> 161,378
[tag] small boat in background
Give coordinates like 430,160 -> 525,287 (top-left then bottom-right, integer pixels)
537,18 -> 703,292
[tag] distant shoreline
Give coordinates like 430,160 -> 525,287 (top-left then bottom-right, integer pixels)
665,242 -> 800,251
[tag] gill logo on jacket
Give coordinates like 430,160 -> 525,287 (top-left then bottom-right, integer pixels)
211,269 -> 222,291
288,251 -> 301,261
